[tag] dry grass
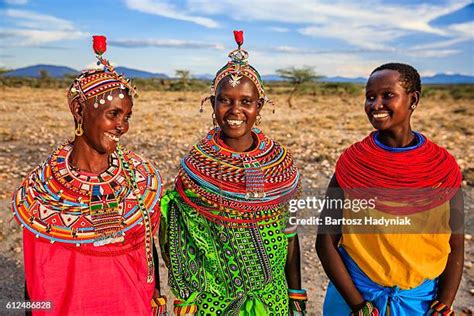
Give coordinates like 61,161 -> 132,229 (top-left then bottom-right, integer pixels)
0,87 -> 473,313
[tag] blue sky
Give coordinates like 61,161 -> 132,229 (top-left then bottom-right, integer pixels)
0,0 -> 473,77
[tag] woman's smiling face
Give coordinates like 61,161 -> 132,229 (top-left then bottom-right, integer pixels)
365,69 -> 415,132
212,75 -> 263,150
78,89 -> 133,155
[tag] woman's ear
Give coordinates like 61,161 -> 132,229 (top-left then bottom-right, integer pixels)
69,99 -> 84,126
410,91 -> 420,108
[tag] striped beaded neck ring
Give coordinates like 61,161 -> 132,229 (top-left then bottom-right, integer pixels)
200,30 -> 275,113
67,35 -> 138,109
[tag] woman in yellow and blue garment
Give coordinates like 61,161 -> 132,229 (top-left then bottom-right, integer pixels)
316,63 -> 463,316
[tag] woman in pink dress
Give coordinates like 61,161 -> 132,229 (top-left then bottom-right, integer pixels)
11,36 -> 167,315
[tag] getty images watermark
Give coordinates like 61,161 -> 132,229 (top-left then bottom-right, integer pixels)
288,196 -> 414,229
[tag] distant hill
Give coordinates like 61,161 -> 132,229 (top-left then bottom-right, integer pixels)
2,65 -> 473,84
261,74 -> 283,82
422,74 -> 474,84
2,65 -> 78,78
262,74 -> 474,84
193,73 -> 214,80
320,76 -> 366,83
2,64 -> 168,79
114,67 -> 168,79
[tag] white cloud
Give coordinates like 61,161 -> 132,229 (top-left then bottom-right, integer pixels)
404,49 -> 461,58
5,9 -> 76,30
410,21 -> 474,52
0,29 -> 88,46
1,9 -> 88,46
272,44 -> 460,59
420,70 -> 437,77
125,0 -> 218,28
186,0 -> 470,53
249,49 -> 380,77
109,38 -> 224,50
267,27 -> 290,33
299,24 -> 403,51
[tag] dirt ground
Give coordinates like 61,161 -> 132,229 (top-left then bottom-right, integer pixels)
0,87 -> 473,315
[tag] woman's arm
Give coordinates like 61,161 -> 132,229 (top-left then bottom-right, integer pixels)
315,175 -> 366,311
285,234 -> 302,289
433,188 -> 464,306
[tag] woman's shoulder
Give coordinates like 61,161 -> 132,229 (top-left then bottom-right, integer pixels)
422,135 -> 461,168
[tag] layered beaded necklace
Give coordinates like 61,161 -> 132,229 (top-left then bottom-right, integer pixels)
176,128 -> 301,227
335,131 -> 462,214
12,142 -> 162,282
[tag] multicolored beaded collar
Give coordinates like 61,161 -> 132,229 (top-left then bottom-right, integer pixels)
12,142 -> 162,281
176,127 -> 301,227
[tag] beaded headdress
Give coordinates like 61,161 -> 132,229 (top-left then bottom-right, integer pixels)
67,35 -> 138,108
201,30 -> 274,112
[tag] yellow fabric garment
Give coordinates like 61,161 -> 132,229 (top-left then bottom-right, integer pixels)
341,201 -> 451,289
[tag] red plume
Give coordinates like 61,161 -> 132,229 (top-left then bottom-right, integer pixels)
92,35 -> 107,56
233,30 -> 244,46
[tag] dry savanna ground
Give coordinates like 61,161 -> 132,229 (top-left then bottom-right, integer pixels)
0,87 -> 473,314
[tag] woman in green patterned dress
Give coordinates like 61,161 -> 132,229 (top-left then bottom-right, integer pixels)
159,31 -> 307,315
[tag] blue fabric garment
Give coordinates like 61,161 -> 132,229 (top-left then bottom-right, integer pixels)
323,247 -> 437,316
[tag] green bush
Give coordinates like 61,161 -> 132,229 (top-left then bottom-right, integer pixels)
0,76 -> 472,100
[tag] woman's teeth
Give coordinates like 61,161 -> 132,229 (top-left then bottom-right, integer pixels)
373,112 -> 390,119
105,132 -> 120,142
226,119 -> 244,126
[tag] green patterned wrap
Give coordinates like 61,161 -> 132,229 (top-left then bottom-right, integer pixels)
160,190 -> 290,315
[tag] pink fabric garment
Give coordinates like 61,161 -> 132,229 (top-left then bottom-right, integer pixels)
23,230 -> 155,316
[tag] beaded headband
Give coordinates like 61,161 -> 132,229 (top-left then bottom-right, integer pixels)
68,35 -> 138,108
201,30 -> 274,112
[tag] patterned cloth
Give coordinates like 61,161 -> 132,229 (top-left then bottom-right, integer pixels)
160,128 -> 300,315
12,142 -> 162,315
323,248 -> 437,316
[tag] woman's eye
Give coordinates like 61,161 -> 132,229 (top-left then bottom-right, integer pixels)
384,92 -> 394,98
242,99 -> 251,105
219,97 -> 230,104
366,96 -> 375,101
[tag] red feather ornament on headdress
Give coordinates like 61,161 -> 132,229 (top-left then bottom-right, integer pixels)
233,30 -> 244,46
92,35 -> 107,56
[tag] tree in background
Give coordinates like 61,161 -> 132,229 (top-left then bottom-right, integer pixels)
175,69 -> 191,100
276,66 -> 320,107
39,70 -> 50,80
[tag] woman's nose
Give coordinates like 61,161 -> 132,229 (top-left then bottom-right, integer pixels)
229,102 -> 243,113
372,97 -> 384,110
116,120 -> 125,132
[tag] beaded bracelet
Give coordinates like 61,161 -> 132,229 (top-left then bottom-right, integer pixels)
350,301 -> 379,316
288,288 -> 308,314
151,295 -> 167,315
427,300 -> 455,315
173,299 -> 197,315
283,225 -> 298,238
